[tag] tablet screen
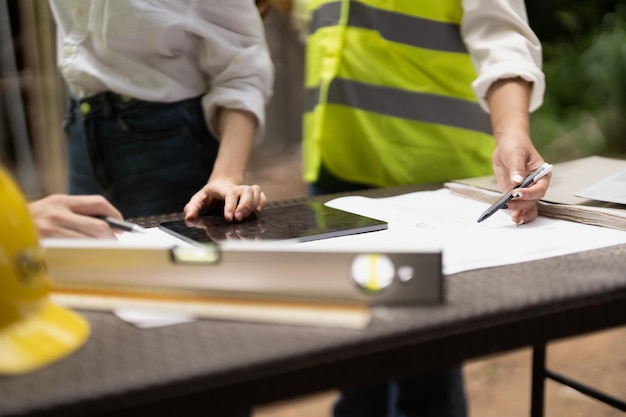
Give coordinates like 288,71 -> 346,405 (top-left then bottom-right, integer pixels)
159,202 -> 387,244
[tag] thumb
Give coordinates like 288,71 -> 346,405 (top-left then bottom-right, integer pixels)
184,193 -> 212,220
509,158 -> 528,185
183,204 -> 198,220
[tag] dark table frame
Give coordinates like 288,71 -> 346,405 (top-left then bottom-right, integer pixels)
1,187 -> 625,417
531,342 -> 626,416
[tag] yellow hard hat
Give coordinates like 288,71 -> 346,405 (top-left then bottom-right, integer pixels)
0,167 -> 90,375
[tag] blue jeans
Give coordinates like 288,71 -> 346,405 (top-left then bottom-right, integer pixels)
312,164 -> 467,417
333,368 -> 467,417
65,92 -> 219,218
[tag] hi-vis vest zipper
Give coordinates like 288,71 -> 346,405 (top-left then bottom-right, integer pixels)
303,0 -> 495,187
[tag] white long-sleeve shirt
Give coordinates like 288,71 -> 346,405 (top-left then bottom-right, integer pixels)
461,0 -> 544,112
48,0 -> 275,143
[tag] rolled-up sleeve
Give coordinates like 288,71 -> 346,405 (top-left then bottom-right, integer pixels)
461,0 -> 544,112
190,0 -> 274,144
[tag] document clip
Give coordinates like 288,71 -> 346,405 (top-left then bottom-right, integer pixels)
170,244 -> 221,265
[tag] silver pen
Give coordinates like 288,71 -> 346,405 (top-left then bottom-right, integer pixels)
477,163 -> 553,223
94,215 -> 146,233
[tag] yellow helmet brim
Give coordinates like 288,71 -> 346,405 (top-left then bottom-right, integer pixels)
0,301 -> 90,375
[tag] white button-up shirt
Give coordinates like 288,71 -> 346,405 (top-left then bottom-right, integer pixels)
461,0 -> 544,112
48,0 -> 275,143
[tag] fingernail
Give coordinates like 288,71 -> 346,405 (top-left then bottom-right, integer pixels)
513,173 -> 524,183
501,204 -> 508,209
517,219 -> 525,225
513,192 -> 522,198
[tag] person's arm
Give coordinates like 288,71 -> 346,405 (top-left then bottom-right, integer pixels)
183,108 -> 267,221
462,0 -> 549,224
28,194 -> 124,238
461,0 -> 545,113
183,0 -> 273,221
192,0 -> 274,147
486,77 -> 549,224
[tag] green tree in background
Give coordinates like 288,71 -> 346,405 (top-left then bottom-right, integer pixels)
526,1 -> 626,162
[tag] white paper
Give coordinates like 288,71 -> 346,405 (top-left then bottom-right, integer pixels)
297,189 -> 626,275
42,226 -> 193,249
114,308 -> 196,329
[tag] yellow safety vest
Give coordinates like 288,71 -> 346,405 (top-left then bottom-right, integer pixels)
303,0 -> 495,186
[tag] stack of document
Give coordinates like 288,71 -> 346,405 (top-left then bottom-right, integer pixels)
445,156 -> 626,231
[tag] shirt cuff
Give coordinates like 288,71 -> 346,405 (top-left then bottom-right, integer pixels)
201,85 -> 268,146
472,62 -> 545,113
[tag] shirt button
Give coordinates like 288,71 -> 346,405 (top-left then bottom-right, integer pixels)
80,102 -> 91,114
64,46 -> 75,57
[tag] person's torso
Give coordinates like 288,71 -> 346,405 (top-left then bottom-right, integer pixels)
49,0 -> 206,101
303,0 -> 494,186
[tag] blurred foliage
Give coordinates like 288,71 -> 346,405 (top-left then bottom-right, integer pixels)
526,0 -> 623,44
526,1 -> 626,162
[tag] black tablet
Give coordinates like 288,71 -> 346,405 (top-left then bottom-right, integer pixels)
159,201 -> 387,244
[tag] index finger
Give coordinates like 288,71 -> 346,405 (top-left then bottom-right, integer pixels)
515,172 -> 551,201
66,195 -> 123,220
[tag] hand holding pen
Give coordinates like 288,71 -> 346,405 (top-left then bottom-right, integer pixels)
477,163 -> 553,223
28,194 -> 141,238
93,216 -> 146,233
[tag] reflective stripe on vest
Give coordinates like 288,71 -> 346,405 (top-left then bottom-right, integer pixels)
306,78 -> 492,135
311,1 -> 467,53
